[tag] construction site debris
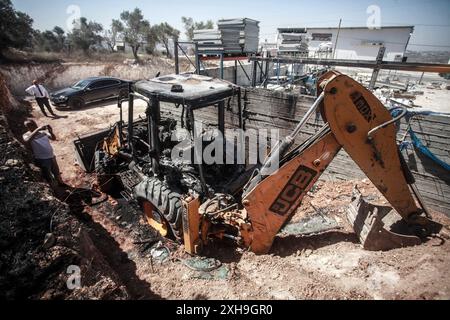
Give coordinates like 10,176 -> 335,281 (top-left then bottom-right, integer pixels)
182,257 -> 229,280
281,215 -> 340,236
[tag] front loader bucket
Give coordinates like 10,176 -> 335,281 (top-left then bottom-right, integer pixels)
347,187 -> 422,251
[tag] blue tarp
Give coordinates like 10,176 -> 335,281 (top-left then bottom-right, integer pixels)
390,108 -> 450,172
405,129 -> 450,171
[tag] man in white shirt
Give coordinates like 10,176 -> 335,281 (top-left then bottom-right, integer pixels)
25,80 -> 56,117
23,119 -> 64,187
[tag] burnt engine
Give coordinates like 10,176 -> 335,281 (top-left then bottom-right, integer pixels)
94,116 -> 247,240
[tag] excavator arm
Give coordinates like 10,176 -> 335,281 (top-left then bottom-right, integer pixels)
181,71 -> 441,255
239,70 -> 438,254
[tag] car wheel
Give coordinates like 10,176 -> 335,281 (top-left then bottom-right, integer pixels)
69,97 -> 85,109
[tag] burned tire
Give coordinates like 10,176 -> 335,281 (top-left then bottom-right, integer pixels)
136,178 -> 183,241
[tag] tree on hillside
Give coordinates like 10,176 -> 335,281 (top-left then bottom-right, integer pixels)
181,17 -> 214,41
67,17 -> 103,55
41,31 -> 58,52
0,0 -> 34,57
145,26 -> 159,55
53,26 -> 66,51
104,19 -> 124,52
33,26 -> 66,52
120,8 -> 150,60
153,23 -> 180,58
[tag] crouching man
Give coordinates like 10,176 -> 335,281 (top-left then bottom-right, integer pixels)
23,119 -> 65,187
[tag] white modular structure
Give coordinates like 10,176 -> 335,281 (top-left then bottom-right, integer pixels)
305,26 -> 414,61
276,28 -> 309,56
217,18 -> 260,54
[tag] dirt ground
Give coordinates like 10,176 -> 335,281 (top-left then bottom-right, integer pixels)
19,98 -> 450,300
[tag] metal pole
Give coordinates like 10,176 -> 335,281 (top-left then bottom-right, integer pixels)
276,59 -> 280,85
127,83 -> 134,154
251,60 -> 257,87
261,92 -> 325,173
234,60 -> 238,84
174,37 -> 179,74
118,98 -> 124,145
419,72 -> 424,85
238,60 -> 251,82
291,63 -> 294,84
259,61 -> 263,83
218,100 -> 225,137
195,43 -> 200,75
220,53 -> 224,79
290,92 -> 324,139
264,60 -> 269,88
369,46 -> 386,90
178,44 -> 197,72
333,19 -> 342,59
237,89 -> 243,130
189,108 -> 208,195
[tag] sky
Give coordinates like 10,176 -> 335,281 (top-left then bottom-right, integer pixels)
11,0 -> 450,51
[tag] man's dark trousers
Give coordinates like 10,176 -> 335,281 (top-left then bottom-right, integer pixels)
36,97 -> 55,117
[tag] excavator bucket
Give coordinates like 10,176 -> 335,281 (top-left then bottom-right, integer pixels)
347,187 -> 423,251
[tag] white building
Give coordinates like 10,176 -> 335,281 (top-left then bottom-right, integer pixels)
305,26 -> 414,61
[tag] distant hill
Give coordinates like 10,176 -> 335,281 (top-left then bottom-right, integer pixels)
405,50 -> 450,64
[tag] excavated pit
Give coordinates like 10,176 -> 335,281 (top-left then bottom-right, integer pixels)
1,67 -> 450,300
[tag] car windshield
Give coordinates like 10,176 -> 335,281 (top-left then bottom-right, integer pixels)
72,80 -> 91,89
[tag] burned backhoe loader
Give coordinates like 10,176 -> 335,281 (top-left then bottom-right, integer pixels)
75,71 -> 441,255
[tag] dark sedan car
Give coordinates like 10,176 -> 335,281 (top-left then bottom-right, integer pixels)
50,77 -> 130,109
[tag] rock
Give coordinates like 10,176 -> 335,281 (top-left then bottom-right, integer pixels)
43,233 -> 56,249
123,59 -> 138,66
5,159 -> 19,167
304,249 -> 313,257
41,289 -> 56,300
115,215 -> 122,221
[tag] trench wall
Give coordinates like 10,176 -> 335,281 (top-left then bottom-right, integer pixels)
0,60 -> 174,96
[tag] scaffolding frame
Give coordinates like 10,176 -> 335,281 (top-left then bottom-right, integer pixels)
174,37 -> 450,88
249,52 -> 450,88
174,38 -> 262,84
